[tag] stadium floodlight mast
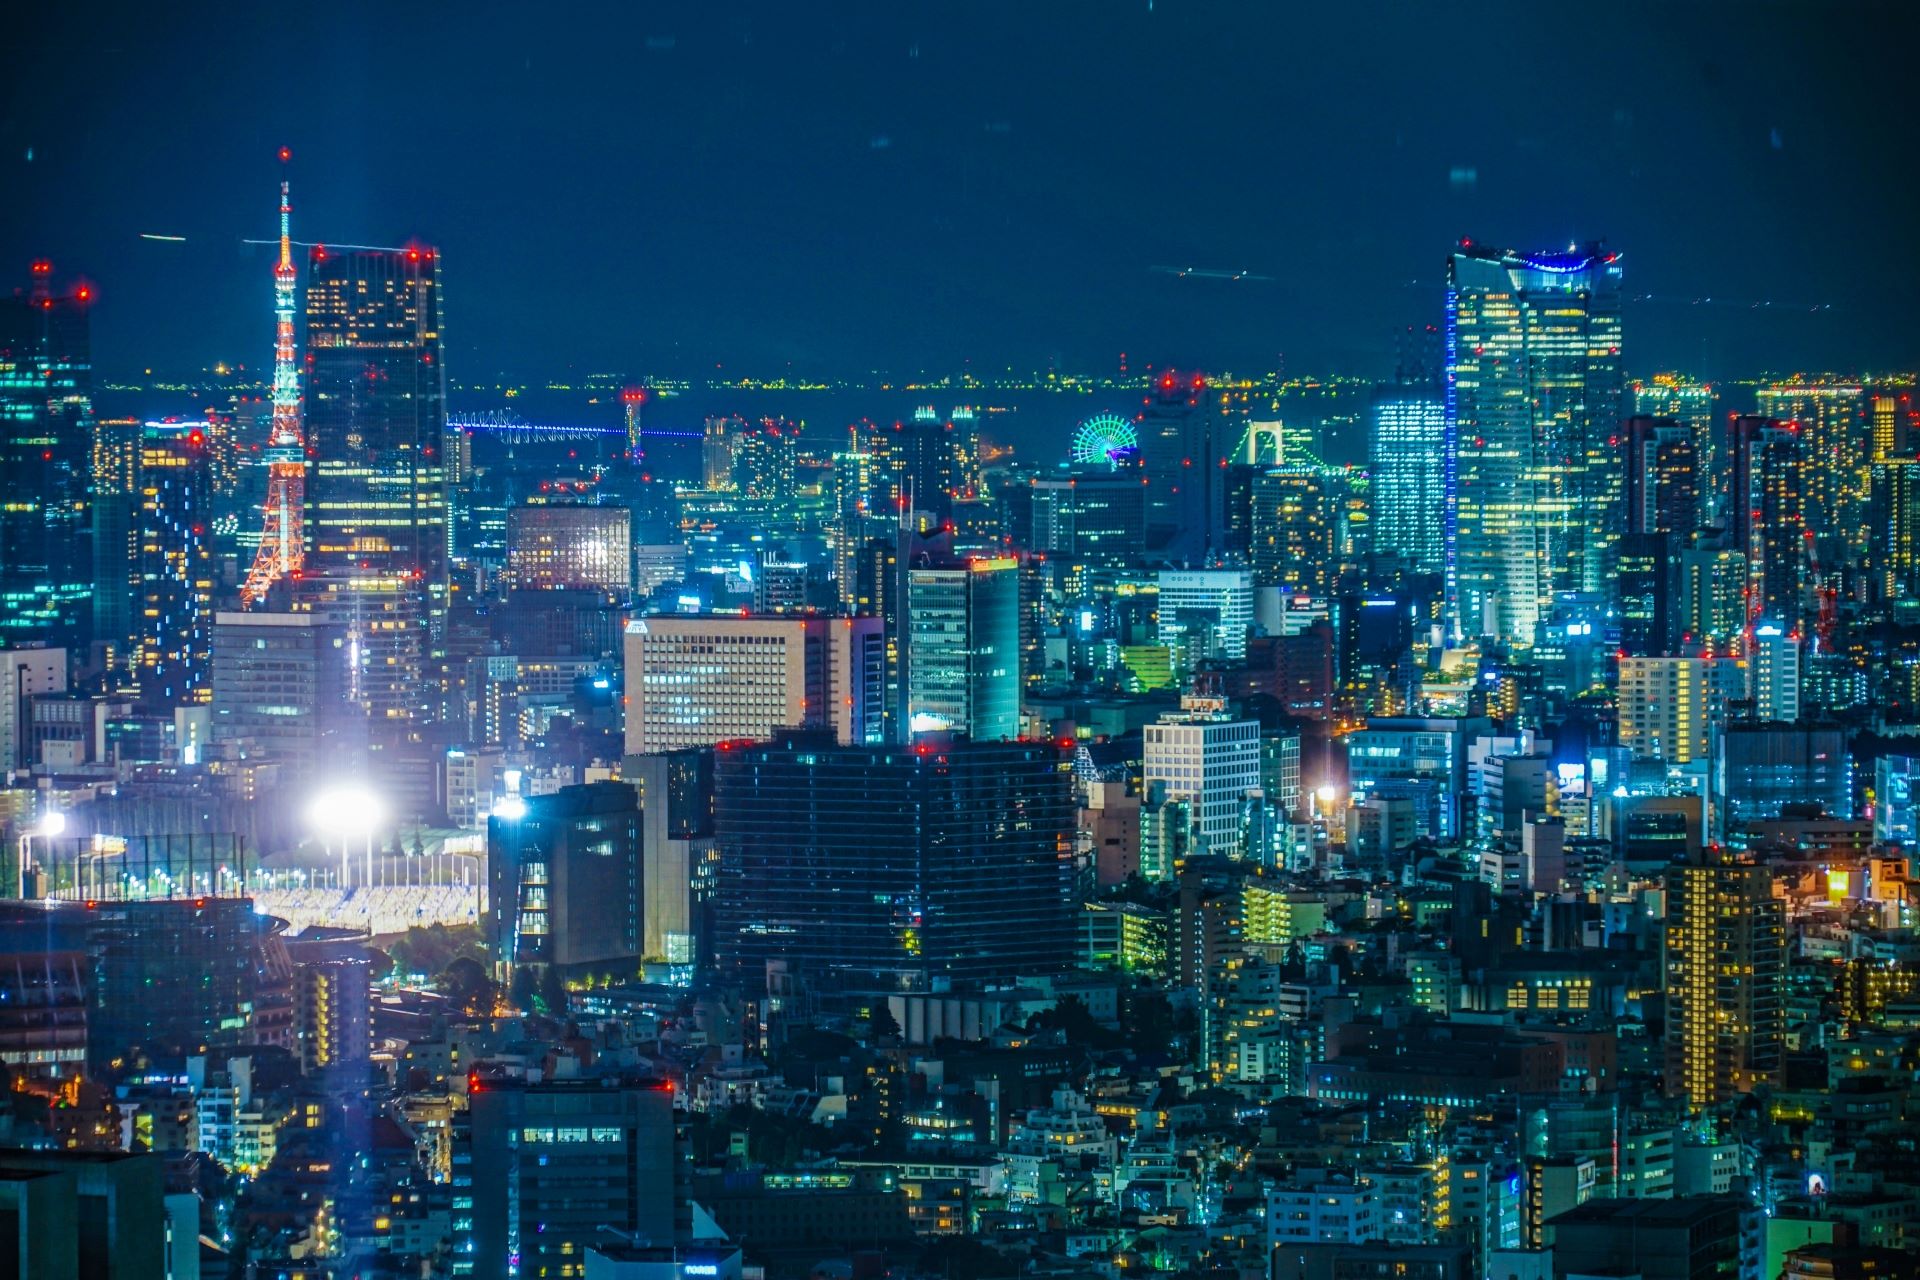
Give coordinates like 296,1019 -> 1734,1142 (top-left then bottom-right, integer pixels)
15,810 -> 64,898
307,785 -> 386,889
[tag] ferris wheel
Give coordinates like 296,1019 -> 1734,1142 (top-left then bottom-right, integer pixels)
1070,412 -> 1140,470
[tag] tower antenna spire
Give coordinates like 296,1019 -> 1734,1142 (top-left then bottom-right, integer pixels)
242,154 -> 308,606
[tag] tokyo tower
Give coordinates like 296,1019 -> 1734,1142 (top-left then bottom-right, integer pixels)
241,165 -> 306,607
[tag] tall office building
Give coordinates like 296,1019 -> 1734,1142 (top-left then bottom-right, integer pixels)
1,262 -> 93,653
712,732 -> 1075,989
1663,849 -> 1784,1105
1729,416 -> 1806,627
1447,241 -> 1624,645
1368,393 -> 1447,573
454,1073 -> 674,1280
304,246 -> 450,590
1618,656 -> 1722,765
1623,416 -> 1701,536
1014,472 -> 1146,568
1140,372 -> 1218,559
904,555 -> 1020,740
486,781 -> 644,988
1157,569 -> 1255,665
129,424 -> 215,709
1249,467 -> 1340,593
209,611 -> 354,796
623,748 -> 715,968
1756,382 -> 1866,549
506,504 -> 631,591
1143,699 -> 1263,859
861,414 -> 966,527
622,614 -> 885,754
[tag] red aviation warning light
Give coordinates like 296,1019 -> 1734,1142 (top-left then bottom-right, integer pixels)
278,145 -> 291,162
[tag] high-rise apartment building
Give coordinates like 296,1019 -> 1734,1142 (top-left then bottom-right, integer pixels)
622,614 -> 885,753
904,556 -> 1020,740
1618,656 -> 1734,765
1748,622 -> 1801,722
1623,416 -> 1701,536
1729,416 -> 1806,627
1663,850 -> 1784,1104
1677,543 -> 1749,648
1368,393 -> 1448,573
1447,241 -> 1624,645
506,504 -> 631,592
1632,374 -> 1715,521
1143,700 -> 1263,859
712,732 -> 1075,989
0,263 -> 93,653
1249,467 -> 1340,593
130,423 -> 215,708
1756,382 -> 1866,550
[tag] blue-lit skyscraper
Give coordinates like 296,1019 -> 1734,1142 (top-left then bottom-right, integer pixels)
1447,241 -> 1624,646
1,263 -> 93,653
1369,392 -> 1447,573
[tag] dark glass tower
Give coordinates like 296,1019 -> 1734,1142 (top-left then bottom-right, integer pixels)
0,263 -> 93,653
713,732 -> 1075,989
303,246 -> 450,597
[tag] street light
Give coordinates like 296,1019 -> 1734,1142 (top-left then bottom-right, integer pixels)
16,811 -> 65,899
307,785 -> 386,889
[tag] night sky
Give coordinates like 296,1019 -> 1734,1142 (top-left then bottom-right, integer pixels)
8,1 -> 1919,384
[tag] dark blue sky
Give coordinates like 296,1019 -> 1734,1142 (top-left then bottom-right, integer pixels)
8,1 -> 1918,383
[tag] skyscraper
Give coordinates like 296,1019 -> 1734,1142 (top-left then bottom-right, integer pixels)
1632,374 -> 1715,521
131,423 -> 215,708
303,244 -> 450,600
1663,849 -> 1784,1105
1,262 -> 93,653
904,555 -> 1020,740
1729,416 -> 1806,628
1447,241 -> 1624,645
1368,393 -> 1448,573
1756,382 -> 1866,551
712,732 -> 1075,989
1623,416 -> 1701,536
1249,466 -> 1340,594
1140,372 -> 1217,559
